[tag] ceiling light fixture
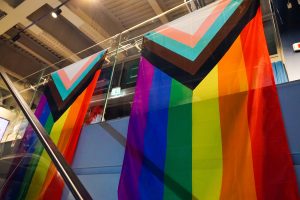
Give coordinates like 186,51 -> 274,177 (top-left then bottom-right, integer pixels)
8,0 -> 70,42
51,8 -> 62,19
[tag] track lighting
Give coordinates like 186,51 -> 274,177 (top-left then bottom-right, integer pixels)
9,3 -> 66,42
51,8 -> 62,19
11,33 -> 21,42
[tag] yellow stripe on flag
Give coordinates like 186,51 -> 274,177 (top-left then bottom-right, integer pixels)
192,66 -> 223,200
25,108 -> 70,200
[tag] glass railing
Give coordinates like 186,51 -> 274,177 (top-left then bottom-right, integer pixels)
0,73 -> 81,199
0,1 -> 290,198
87,0 -> 288,122
0,0 -> 286,125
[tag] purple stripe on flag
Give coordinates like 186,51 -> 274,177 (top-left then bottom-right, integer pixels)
34,95 -> 47,118
118,57 -> 155,200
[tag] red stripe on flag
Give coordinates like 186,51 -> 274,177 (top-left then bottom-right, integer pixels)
241,9 -> 299,200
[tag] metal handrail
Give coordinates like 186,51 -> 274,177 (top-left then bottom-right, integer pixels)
0,71 -> 92,200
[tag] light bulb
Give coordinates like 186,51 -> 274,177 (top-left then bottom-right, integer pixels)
51,11 -> 58,18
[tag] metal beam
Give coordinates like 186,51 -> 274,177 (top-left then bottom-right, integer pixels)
146,0 -> 169,24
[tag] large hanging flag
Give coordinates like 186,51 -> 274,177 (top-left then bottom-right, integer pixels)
119,0 -> 299,199
1,50 -> 107,200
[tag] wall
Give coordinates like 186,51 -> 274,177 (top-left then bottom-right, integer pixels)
0,107 -> 27,143
277,81 -> 300,191
62,118 -> 128,200
0,107 -> 15,142
62,81 -> 300,199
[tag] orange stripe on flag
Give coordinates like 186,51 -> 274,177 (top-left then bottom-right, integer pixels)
218,37 -> 257,200
38,87 -> 87,198
40,70 -> 101,200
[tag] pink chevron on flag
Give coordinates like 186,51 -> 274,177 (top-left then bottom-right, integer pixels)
154,0 -> 230,47
57,54 -> 98,90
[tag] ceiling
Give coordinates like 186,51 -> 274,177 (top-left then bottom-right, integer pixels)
0,0 -> 191,82
0,0 -> 273,106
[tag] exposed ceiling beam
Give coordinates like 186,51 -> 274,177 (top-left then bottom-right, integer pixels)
47,0 -> 111,48
4,36 -> 59,70
0,65 -> 28,94
97,5 -> 125,33
26,27 -> 81,63
0,1 -> 80,66
146,0 -> 169,24
0,0 -> 111,49
61,2 -> 126,58
65,8 -> 109,45
0,66 -> 23,80
0,0 -> 45,35
0,0 -> 109,60
65,1 -> 125,35
0,0 -> 131,72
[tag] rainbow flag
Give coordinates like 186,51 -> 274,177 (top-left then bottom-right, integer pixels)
1,50 -> 107,200
119,1 -> 299,199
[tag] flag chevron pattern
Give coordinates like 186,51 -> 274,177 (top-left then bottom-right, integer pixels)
119,1 -> 299,199
143,0 -> 259,89
1,50 -> 107,200
46,51 -> 106,121
145,0 -> 240,60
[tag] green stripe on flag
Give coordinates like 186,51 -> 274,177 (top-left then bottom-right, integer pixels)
164,80 -> 192,199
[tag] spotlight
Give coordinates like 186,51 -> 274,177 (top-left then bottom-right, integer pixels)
51,8 -> 62,19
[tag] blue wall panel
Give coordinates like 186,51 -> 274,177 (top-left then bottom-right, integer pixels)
71,119 -> 128,169
62,174 -> 120,200
277,81 -> 300,192
62,118 -> 129,199
277,81 -> 300,155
